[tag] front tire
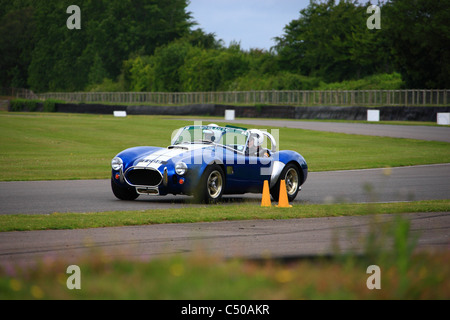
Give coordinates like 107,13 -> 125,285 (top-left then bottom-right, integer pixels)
195,165 -> 225,204
111,177 -> 139,200
270,163 -> 300,202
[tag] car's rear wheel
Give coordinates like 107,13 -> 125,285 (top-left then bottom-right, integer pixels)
270,163 -> 300,202
195,165 -> 225,204
111,176 -> 139,200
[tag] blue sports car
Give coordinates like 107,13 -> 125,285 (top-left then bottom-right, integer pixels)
111,124 -> 307,203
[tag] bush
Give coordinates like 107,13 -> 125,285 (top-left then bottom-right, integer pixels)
229,72 -> 321,91
9,99 -> 40,112
180,46 -> 250,92
9,99 -> 60,112
43,99 -> 57,112
316,73 -> 404,90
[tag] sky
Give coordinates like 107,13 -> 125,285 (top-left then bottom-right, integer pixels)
187,0 -> 311,51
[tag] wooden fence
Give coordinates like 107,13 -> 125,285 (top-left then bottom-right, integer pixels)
1,87 -> 38,100
6,89 -> 450,106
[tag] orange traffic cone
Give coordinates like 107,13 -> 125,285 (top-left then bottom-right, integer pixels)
261,180 -> 271,207
276,180 -> 292,208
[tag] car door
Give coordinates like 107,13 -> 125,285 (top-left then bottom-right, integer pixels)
227,151 -> 273,193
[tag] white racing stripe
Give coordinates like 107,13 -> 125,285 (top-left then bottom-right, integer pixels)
136,145 -> 208,169
147,162 -> 162,170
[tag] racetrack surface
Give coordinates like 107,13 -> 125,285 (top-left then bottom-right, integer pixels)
1,164 -> 449,215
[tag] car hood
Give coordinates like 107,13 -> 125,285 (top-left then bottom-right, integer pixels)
133,144 -> 212,170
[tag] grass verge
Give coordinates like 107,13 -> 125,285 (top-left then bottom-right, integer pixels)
0,200 -> 448,232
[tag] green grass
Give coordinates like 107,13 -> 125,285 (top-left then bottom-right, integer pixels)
0,112 -> 186,180
0,200 -> 448,232
0,112 -> 449,181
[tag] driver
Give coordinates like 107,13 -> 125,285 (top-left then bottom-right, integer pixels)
246,129 -> 269,157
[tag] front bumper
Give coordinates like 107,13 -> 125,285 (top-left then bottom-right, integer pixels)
112,166 -> 197,196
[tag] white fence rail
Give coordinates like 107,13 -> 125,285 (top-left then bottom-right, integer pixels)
5,88 -> 450,106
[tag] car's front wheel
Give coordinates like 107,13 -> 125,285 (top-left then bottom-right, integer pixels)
111,176 -> 139,200
195,165 -> 225,204
270,163 -> 300,202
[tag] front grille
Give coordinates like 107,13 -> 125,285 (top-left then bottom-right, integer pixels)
125,168 -> 162,186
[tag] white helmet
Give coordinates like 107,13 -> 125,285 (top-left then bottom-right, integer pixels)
248,129 -> 264,147
204,124 -> 221,142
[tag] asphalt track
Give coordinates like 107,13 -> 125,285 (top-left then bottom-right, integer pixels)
0,164 -> 449,215
0,121 -> 448,265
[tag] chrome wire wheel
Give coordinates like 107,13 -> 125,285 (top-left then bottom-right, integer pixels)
207,170 -> 223,199
285,167 -> 299,196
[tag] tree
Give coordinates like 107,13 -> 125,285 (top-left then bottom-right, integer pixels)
185,28 -> 224,50
382,0 -> 450,88
274,0 -> 392,82
1,0 -> 193,92
0,6 -> 35,88
151,40 -> 194,92
180,44 -> 250,92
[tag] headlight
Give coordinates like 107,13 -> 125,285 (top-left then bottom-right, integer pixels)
175,162 -> 188,175
111,157 -> 123,171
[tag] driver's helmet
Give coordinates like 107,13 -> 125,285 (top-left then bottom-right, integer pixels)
203,130 -> 214,141
203,124 -> 221,142
247,129 -> 264,147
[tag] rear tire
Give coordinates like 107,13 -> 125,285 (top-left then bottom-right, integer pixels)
270,163 -> 300,202
111,177 -> 139,200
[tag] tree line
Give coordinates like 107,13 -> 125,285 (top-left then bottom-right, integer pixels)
0,0 -> 449,93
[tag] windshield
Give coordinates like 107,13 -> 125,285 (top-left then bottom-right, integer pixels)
172,125 -> 248,152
